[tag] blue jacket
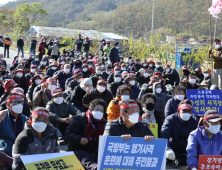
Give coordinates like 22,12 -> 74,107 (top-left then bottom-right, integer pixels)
108,47 -> 119,64
31,60 -> 40,67
57,71 -> 72,91
30,39 -> 37,49
165,96 -> 181,118
0,110 -> 28,156
186,126 -> 222,169
160,113 -> 198,152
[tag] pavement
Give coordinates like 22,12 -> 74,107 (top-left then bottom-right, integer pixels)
0,46 -> 187,170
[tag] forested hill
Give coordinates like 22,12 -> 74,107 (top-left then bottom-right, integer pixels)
1,0 -> 221,39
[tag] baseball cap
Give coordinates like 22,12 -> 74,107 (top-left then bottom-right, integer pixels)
97,80 -> 107,85
51,87 -> 63,96
73,69 -> 83,78
11,87 -> 24,96
204,110 -> 222,122
4,79 -> 16,92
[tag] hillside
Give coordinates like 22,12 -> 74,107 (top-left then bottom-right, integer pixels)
1,0 -> 221,39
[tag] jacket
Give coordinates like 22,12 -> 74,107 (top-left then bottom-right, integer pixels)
181,82 -> 200,90
56,71 -> 72,91
83,70 -> 92,78
75,38 -> 83,49
31,60 -> 40,67
12,122 -> 59,170
4,37 -> 11,48
0,92 -> 9,104
128,63 -> 135,73
83,40 -> 90,50
163,69 -> 180,85
153,67 -> 164,74
138,75 -> 151,87
204,75 -> 212,87
209,48 -> 222,69
65,79 -> 78,95
30,39 -> 37,49
164,96 -> 181,118
101,71 -> 109,81
108,82 -> 123,98
160,113 -> 198,152
0,110 -> 28,156
17,39 -> 24,48
103,45 -> 112,55
90,74 -> 105,88
107,72 -> 115,84
106,97 -> 121,121
33,90 -> 50,108
186,126 -> 222,169
32,85 -> 41,100
26,77 -> 38,101
25,72 -> 34,85
70,85 -> 86,106
66,112 -> 106,154
13,76 -> 28,94
50,45 -> 59,56
103,117 -> 154,137
46,67 -> 58,77
108,47 -> 119,64
132,63 -> 142,73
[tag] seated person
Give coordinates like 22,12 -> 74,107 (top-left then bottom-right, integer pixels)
46,87 -> 79,145
12,107 -> 59,170
163,64 -> 180,86
101,65 -> 112,81
0,79 -> 17,104
203,69 -> 212,87
107,86 -> 131,121
161,99 -> 198,167
180,73 -> 200,89
138,69 -> 152,88
107,71 -> 123,98
66,99 -> 107,170
186,110 -> 222,170
104,99 -> 154,142
90,66 -> 105,88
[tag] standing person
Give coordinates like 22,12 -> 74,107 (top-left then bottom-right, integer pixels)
37,37 -> 47,61
83,37 -> 90,54
4,34 -> 11,58
100,39 -> 106,55
75,34 -> 83,52
17,35 -> 24,56
47,39 -> 54,56
108,42 -> 120,66
50,41 -> 59,61
30,36 -> 37,55
209,39 -> 222,89
103,41 -> 112,55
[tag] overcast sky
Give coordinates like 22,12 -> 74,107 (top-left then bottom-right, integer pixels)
0,0 -> 16,5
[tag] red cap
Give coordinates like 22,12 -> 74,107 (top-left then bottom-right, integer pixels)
11,87 -> 24,96
51,87 -> 63,96
4,79 -> 16,92
153,72 -> 163,78
182,66 -> 189,70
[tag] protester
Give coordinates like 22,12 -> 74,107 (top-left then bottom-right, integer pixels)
103,41 -> 112,55
30,36 -> 37,55
138,69 -> 152,87
37,37 -> 47,61
46,61 -> 58,77
90,66 -> 105,88
180,66 -> 190,82
31,55 -> 40,67
181,73 -> 200,89
0,79 -> 17,104
50,41 -> 60,61
13,69 -> 28,94
4,34 -> 11,58
194,68 -> 204,85
147,60 -> 155,72
17,36 -> 24,56
25,64 -> 37,84
101,65 -> 112,81
100,39 -> 106,55
108,42 -> 120,66
163,64 -> 180,86
107,65 -> 121,83
203,69 -> 212,87
107,71 -> 123,97
83,37 -> 90,54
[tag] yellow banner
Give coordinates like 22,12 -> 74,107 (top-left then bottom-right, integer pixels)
148,123 -> 158,138
25,154 -> 84,170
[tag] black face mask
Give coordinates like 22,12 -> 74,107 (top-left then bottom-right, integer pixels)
145,103 -> 155,111
183,70 -> 189,74
1,71 -> 6,75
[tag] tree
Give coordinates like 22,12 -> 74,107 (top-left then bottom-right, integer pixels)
13,3 -> 49,33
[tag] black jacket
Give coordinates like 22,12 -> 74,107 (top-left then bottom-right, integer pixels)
196,73 -> 204,85
108,47 -> 119,64
83,70 -> 92,78
46,68 -> 58,77
90,74 -> 105,88
4,37 -> 11,48
70,85 -> 86,106
75,38 -> 83,49
65,79 -> 79,95
107,82 -> 123,98
180,82 -> 200,90
17,39 -> 24,48
13,76 -> 29,94
107,72 -> 115,84
138,75 -> 151,87
103,117 -> 154,137
101,71 -> 109,81
204,75 -> 212,87
0,92 -> 10,104
25,72 -> 33,85
66,112 -> 106,154
163,69 -> 180,86
83,40 -> 90,50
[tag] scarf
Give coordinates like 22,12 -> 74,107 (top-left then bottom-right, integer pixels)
84,110 -> 105,142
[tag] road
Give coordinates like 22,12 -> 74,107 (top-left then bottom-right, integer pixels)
0,47 -> 187,170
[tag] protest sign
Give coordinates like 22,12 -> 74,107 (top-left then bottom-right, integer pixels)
21,152 -> 84,170
198,155 -> 222,170
187,90 -> 222,115
98,136 -> 167,170
2,39 -> 12,45
148,123 -> 158,138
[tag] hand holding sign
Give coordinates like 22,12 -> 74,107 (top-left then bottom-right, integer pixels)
121,134 -> 131,141
144,135 -> 154,142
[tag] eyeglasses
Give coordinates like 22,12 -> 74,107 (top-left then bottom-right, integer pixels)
9,100 -> 24,105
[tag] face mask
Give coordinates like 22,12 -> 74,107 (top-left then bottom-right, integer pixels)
97,86 -> 106,92
61,56 -> 64,59
92,111 -> 103,120
137,62 -> 140,64
166,68 -> 170,73
204,73 -> 209,78
88,65 -> 92,68
129,80 -> 136,86
144,73 -> 149,78
96,70 -> 101,75
115,46 -> 119,49
16,72 -> 23,78
122,67 -> 126,71
32,122 -> 47,133
69,61 -> 72,64
143,63 -> 147,67
53,97 -> 63,104
156,65 -> 160,68
48,85 -> 56,91
0,77 -> 2,81
215,44 -> 221,49
101,65 -> 105,68
35,79 -> 41,85
115,77 -> 121,82
43,40 -> 46,43
31,56 -> 35,59
126,112 -> 139,124
120,59 -> 122,62
35,58 -> 39,61
149,64 -> 153,67
16,58 -> 18,61
176,95 -> 185,101
42,61 -> 47,65
180,113 -> 191,121
189,79 -> 196,84
52,67 -> 57,70
121,95 -> 130,101
54,44 -> 57,46
61,61 -> 65,65
77,79 -> 81,83
83,68 -> 88,72
31,68 -> 36,73
64,68 -> 70,73
106,71 -> 111,74
145,103 -> 155,111
12,104 -> 23,114
156,88 -> 162,93
207,123 -> 221,134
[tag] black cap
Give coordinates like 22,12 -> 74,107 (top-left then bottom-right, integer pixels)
204,110 -> 222,122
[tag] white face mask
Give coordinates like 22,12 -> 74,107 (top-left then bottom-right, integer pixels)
32,122 -> 47,133
156,88 -> 162,93
16,72 -> 23,78
204,73 -> 209,78
166,68 -> 170,73
143,63 -> 147,67
61,61 -> 65,65
64,68 -> 70,73
149,64 -> 153,67
129,80 -> 135,86
96,70 -> 101,75
92,111 -> 103,120
176,95 -> 185,101
69,61 -> 72,64
156,65 -> 160,68
31,68 -> 36,73
43,40 -> 46,42
54,44 -> 57,46
88,65 -> 92,68
144,73 -> 149,78
115,46 -> 119,49
97,86 -> 106,92
121,95 -> 130,101
106,71 -> 111,74
101,65 -> 105,68
207,123 -> 221,134
215,44 -> 221,49
52,66 -> 57,70
48,85 -> 56,91
12,104 -> 23,114
126,112 -> 139,124
115,77 -> 121,82
53,97 -> 63,104
42,61 -> 47,65
35,79 -> 41,85
83,68 -> 88,72
180,113 -> 191,121
189,79 -> 196,84
35,58 -> 39,61
77,79 -> 81,83
31,56 -> 35,59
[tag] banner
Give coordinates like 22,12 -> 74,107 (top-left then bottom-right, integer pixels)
198,155 -> 222,170
187,90 -> 222,115
2,39 -> 12,45
21,152 -> 84,170
98,136 -> 167,170
148,123 -> 158,138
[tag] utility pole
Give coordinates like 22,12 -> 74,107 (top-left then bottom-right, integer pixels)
214,17 -> 218,40
151,0 -> 155,35
208,0 -> 212,45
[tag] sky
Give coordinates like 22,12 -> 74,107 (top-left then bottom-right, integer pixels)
0,0 -> 17,5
